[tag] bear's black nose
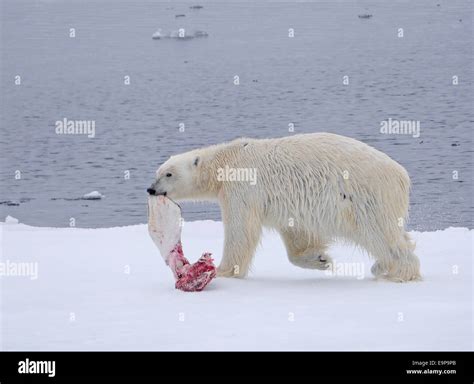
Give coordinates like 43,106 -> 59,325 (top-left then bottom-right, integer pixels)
147,188 -> 156,195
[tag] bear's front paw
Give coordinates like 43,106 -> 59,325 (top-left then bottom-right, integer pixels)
216,264 -> 248,278
216,266 -> 237,278
312,254 -> 333,270
289,253 -> 333,270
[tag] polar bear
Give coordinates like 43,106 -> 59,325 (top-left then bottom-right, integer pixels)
147,133 -> 421,282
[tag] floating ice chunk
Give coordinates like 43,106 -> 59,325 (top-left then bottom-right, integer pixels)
5,215 -> 19,224
168,29 -> 194,40
152,29 -> 162,40
194,30 -> 208,38
152,29 -> 209,40
82,191 -> 104,200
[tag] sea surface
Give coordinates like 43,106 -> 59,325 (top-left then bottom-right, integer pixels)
1,0 -> 472,230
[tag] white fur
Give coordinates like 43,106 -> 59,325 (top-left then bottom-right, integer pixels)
152,133 -> 421,282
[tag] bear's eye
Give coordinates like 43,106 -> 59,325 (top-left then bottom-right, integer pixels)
166,173 -> 172,177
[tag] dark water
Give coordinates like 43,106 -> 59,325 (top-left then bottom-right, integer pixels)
1,0 -> 472,230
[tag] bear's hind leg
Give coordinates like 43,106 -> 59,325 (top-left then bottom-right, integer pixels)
367,232 -> 421,282
280,230 -> 332,270
386,232 -> 421,282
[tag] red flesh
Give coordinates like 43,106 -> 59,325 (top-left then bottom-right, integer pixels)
167,242 -> 216,292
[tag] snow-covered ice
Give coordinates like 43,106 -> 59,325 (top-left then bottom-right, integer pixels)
0,221 -> 472,351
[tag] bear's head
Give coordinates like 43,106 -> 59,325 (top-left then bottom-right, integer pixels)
147,148 -> 217,201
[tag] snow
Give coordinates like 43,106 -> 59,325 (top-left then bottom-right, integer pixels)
81,191 -> 104,200
1,220 -> 472,351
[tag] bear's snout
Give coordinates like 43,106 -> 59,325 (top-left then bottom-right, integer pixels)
147,186 -> 167,196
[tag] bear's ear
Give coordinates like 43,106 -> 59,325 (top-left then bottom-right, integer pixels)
193,156 -> 199,166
